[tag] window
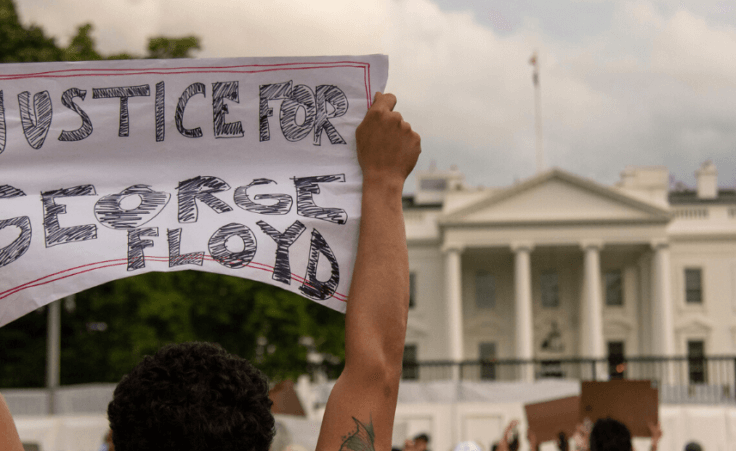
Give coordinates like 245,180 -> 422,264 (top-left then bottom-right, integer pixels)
540,272 -> 559,308
479,342 -> 497,380
685,269 -> 703,304
605,270 -> 623,306
475,271 -> 496,309
608,341 -> 625,379
409,272 -> 417,308
688,340 -> 706,384
402,344 -> 418,380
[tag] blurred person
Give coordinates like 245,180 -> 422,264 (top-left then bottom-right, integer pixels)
404,433 -> 430,451
684,443 -> 702,451
588,419 -> 630,451
0,393 -> 23,451
526,429 -> 539,451
557,431 -> 569,451
579,418 -> 662,451
98,429 -> 115,451
527,428 -> 568,451
496,420 -> 519,451
106,91 -> 421,451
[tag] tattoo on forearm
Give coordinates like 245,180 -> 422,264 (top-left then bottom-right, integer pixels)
340,417 -> 375,451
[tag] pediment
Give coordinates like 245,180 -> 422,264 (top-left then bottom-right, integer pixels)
441,169 -> 671,225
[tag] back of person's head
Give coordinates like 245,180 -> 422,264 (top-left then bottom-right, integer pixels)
413,433 -> 430,444
108,342 -> 275,451
413,433 -> 430,451
589,418 -> 632,451
684,443 -> 703,451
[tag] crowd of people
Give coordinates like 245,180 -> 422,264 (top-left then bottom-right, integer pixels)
487,418 -> 662,451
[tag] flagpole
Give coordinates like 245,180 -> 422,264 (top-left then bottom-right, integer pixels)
530,51 -> 545,174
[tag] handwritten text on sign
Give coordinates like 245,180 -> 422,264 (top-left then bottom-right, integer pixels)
0,55 -> 388,327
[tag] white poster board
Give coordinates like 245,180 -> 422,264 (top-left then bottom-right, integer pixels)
0,54 -> 388,327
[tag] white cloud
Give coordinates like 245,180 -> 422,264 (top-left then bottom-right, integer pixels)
155,0 -> 387,58
652,9 -> 736,90
11,0 -> 736,187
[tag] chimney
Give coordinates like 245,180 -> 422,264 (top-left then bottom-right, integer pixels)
696,161 -> 718,199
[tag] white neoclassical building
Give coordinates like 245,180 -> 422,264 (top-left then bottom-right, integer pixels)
403,161 -> 736,382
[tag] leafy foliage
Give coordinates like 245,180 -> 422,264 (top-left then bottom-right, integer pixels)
0,0 -> 62,62
0,0 -> 346,387
56,272 -> 345,385
147,36 -> 201,59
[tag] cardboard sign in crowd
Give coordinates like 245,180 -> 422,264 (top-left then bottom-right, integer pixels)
0,55 -> 388,327
525,380 -> 659,443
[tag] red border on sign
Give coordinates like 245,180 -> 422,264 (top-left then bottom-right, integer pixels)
0,60 -> 373,109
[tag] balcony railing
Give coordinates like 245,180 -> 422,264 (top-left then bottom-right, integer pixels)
399,355 -> 736,404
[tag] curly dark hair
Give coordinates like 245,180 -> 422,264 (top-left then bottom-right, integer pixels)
108,342 -> 275,451
589,418 -> 632,451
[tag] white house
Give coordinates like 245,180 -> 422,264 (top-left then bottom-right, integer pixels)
318,162 -> 736,451
402,161 -> 736,383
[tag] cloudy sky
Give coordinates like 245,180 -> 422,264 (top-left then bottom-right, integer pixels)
14,0 -> 736,192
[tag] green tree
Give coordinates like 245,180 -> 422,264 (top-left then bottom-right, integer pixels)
58,272 -> 345,385
62,24 -> 102,61
0,0 -> 62,62
147,36 -> 200,59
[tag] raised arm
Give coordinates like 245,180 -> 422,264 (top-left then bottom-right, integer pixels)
0,393 -> 24,451
315,92 -> 420,451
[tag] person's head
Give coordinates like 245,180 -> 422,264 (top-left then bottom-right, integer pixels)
684,443 -> 702,451
589,418 -> 632,451
107,342 -> 275,451
413,433 -> 430,451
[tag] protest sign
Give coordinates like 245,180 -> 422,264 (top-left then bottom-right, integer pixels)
580,380 -> 658,437
0,54 -> 388,327
524,395 -> 579,444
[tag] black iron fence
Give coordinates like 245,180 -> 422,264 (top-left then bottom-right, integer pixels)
400,355 -> 736,404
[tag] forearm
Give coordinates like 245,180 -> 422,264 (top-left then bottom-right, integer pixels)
345,176 -> 409,376
315,92 -> 419,451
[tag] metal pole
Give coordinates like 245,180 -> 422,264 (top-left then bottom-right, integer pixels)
530,51 -> 545,174
534,74 -> 544,173
46,297 -> 64,415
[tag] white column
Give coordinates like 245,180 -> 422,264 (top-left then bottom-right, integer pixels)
582,241 -> 605,379
512,242 -> 534,382
652,240 -> 675,356
638,253 -> 653,355
444,245 -> 464,380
